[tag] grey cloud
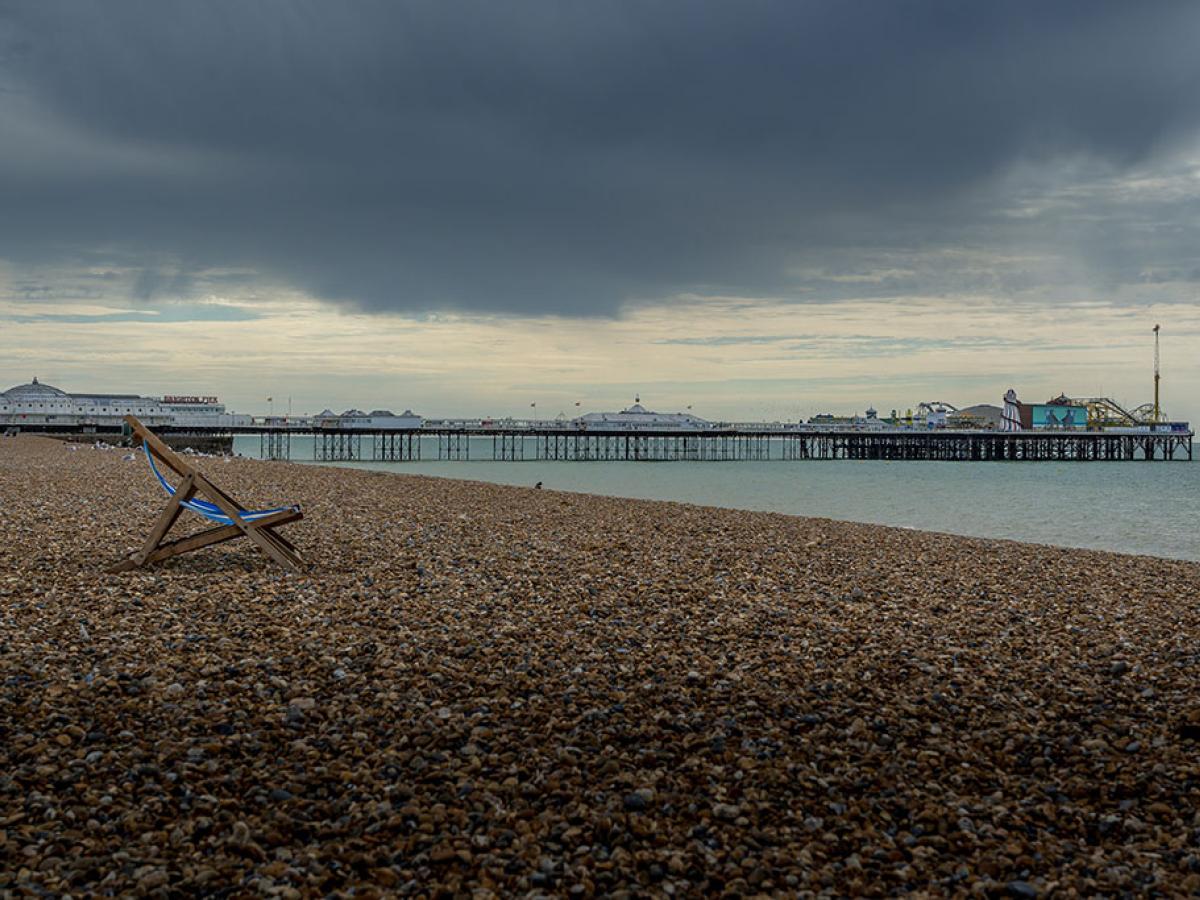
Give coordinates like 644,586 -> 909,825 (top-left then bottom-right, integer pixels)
1,1 -> 1198,315
132,268 -> 194,301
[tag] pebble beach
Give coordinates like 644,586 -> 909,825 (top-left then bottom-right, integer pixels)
2,435 -> 1199,897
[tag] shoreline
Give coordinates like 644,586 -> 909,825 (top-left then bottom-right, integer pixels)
320,460 -> 1189,566
292,453 -> 1200,565
3,435 -> 1199,895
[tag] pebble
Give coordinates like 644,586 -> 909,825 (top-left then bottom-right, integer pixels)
623,792 -> 647,812
1,435 -> 1198,896
712,803 -> 741,822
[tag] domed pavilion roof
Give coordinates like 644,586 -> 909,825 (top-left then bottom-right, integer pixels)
1,377 -> 70,400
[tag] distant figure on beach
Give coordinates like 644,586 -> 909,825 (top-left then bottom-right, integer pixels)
534,481 -> 543,489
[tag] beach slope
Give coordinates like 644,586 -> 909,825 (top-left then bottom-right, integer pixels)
1,436 -> 1198,895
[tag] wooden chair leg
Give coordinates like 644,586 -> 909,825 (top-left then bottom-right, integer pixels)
109,509 -> 303,573
185,476 -> 304,573
256,532 -> 305,569
242,525 -> 305,573
126,474 -> 196,568
110,520 -> 238,572
261,522 -> 301,555
251,519 -> 304,561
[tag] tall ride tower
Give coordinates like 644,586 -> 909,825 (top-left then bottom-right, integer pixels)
1153,324 -> 1161,423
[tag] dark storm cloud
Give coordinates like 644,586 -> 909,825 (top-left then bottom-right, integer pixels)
1,0 -> 1198,314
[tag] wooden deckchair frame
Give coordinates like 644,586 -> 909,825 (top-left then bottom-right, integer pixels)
109,415 -> 306,574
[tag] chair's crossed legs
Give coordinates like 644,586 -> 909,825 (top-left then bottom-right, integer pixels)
109,473 -> 305,573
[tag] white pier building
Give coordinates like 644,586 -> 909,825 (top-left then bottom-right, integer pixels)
0,378 -> 250,429
574,399 -> 713,430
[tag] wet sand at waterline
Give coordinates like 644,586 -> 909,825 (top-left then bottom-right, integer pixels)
2,435 -> 1199,896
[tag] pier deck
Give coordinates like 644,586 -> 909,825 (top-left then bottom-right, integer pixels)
229,427 -> 1192,463
12,424 -> 1192,462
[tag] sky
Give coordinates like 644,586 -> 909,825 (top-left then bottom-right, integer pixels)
1,1 -> 1198,423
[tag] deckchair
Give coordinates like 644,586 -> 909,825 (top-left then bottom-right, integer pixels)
109,415 -> 305,573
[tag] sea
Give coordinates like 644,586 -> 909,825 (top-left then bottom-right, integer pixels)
234,436 -> 1199,562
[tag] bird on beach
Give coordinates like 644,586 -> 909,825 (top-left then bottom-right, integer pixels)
122,453 -> 136,461
534,481 -> 543,489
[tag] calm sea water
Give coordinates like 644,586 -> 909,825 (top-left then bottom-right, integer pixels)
234,436 -> 1199,562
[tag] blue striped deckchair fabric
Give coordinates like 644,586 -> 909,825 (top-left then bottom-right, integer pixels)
142,442 -> 296,524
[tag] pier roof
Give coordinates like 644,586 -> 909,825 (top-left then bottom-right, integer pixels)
575,400 -> 711,429
2,377 -> 70,399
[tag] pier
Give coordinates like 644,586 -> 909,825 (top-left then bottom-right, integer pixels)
12,421 -> 1192,462
194,425 -> 1189,462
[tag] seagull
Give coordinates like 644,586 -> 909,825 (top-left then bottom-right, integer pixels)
121,453 -> 136,461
